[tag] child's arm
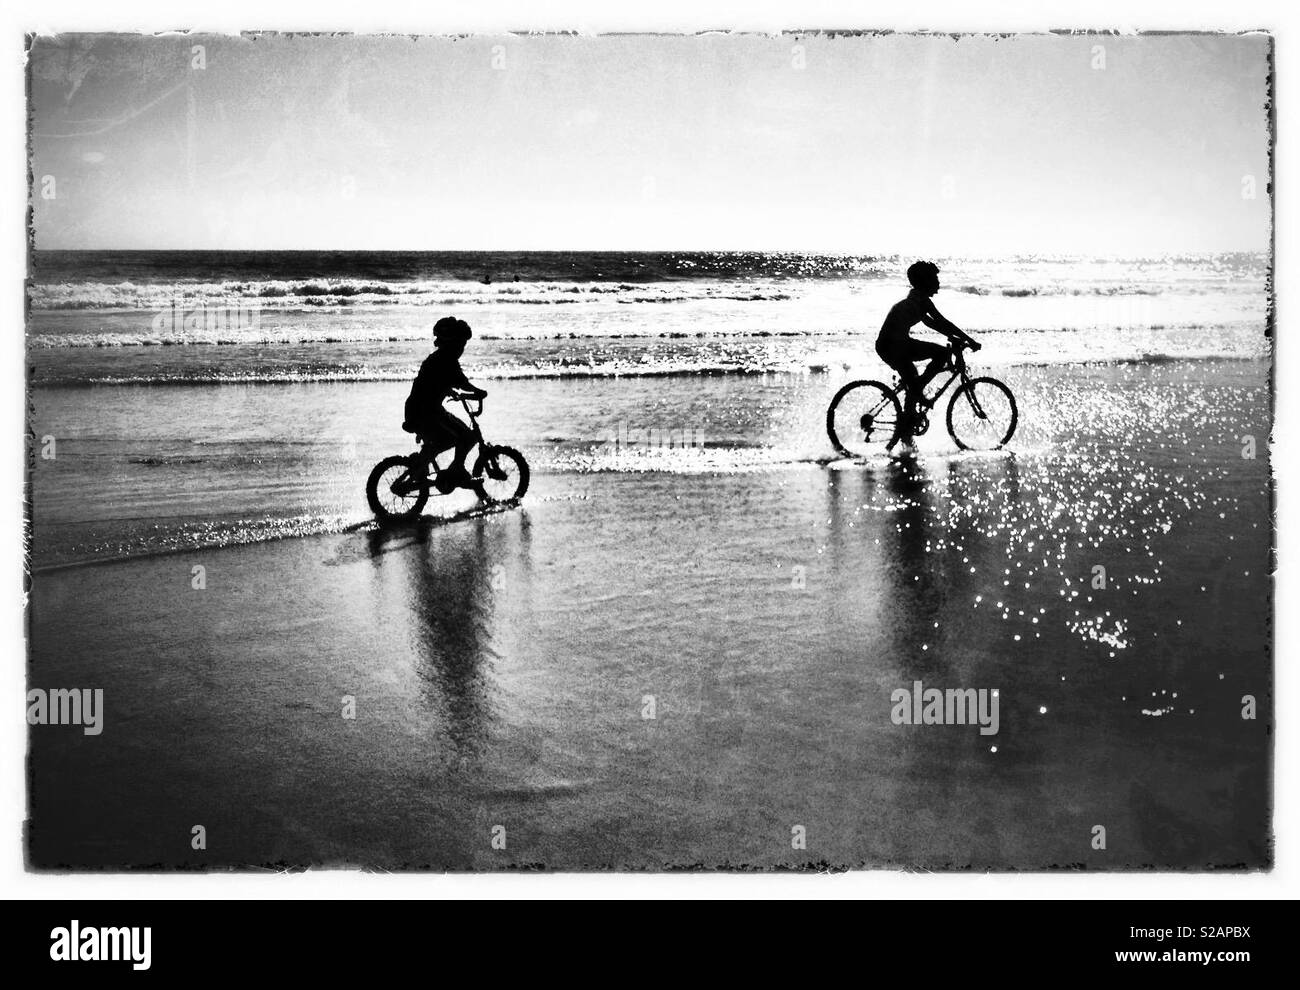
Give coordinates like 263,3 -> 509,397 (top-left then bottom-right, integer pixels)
451,363 -> 488,399
920,299 -> 980,349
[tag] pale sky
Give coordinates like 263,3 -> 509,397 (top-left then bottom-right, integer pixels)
29,32 -> 1272,255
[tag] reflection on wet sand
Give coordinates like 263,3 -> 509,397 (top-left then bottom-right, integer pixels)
364,510 -> 533,763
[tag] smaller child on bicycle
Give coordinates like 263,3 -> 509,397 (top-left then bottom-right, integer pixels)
877,261 -> 981,433
404,316 -> 489,492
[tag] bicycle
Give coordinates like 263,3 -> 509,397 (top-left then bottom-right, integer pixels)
825,341 -> 1017,456
366,395 -> 530,524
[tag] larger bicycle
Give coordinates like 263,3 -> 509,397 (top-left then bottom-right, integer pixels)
826,341 -> 1017,456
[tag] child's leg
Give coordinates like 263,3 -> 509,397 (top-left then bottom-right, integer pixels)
452,433 -> 475,470
908,341 -> 950,398
407,427 -> 437,476
415,416 -> 458,475
877,340 -> 924,417
899,367 -> 922,416
890,354 -> 929,415
433,411 -> 474,472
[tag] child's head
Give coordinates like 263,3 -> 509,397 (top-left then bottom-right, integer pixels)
433,316 -> 472,355
906,261 -> 941,295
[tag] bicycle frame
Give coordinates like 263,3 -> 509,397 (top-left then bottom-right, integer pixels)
419,394 -> 486,458
456,395 -> 487,448
825,339 -> 1006,457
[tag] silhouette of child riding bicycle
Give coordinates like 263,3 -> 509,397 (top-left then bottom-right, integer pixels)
366,317 -> 529,523
827,261 -> 1018,456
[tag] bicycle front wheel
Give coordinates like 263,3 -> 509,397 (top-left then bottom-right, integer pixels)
475,445 -> 530,504
826,380 -> 902,457
947,377 -> 1018,451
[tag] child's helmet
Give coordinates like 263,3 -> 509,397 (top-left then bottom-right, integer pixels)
907,261 -> 940,288
433,317 -> 472,342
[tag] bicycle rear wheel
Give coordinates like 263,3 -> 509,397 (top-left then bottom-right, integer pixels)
366,454 -> 429,523
826,380 -> 903,457
947,377 -> 1018,451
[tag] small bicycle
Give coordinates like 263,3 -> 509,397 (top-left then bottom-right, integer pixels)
366,395 -> 530,524
825,341 -> 1017,456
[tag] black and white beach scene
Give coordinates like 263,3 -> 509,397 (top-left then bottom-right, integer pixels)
25,31 -> 1272,870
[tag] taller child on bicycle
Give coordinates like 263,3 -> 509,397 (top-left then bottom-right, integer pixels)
877,261 -> 982,434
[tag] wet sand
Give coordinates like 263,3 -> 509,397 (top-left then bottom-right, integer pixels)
26,360 -> 1272,869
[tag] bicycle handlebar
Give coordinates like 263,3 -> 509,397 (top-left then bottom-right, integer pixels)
456,394 -> 484,417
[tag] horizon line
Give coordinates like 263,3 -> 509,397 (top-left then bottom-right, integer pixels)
30,247 -> 1271,259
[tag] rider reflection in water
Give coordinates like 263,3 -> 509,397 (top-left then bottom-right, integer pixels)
876,261 -> 982,439
405,317 -> 489,492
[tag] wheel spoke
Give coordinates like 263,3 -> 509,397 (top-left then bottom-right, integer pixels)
827,381 -> 901,456
477,447 -> 530,503
948,378 -> 1016,451
380,469 -> 420,512
367,456 -> 430,522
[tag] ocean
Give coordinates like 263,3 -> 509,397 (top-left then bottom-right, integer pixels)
29,250 -> 1270,385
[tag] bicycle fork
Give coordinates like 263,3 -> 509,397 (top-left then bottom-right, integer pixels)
961,378 -> 989,420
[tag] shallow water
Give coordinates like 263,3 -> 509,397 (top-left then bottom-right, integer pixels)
29,358 -> 1268,568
